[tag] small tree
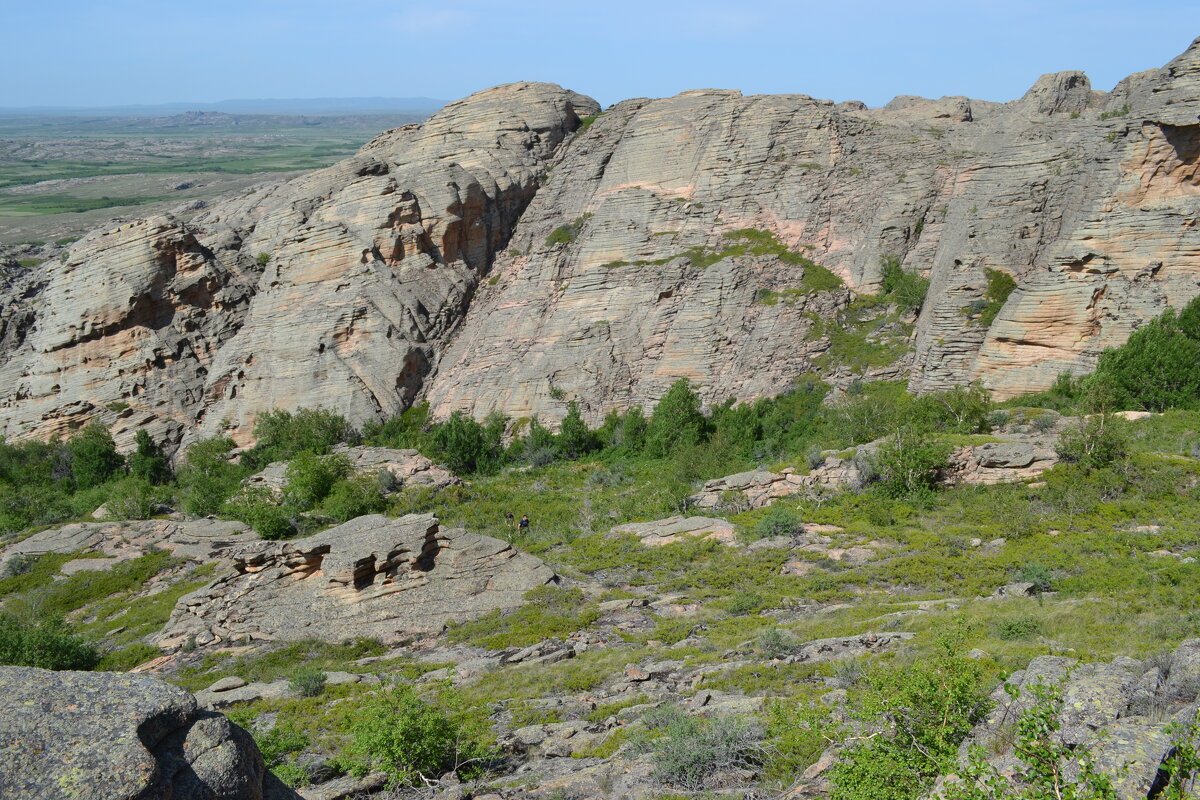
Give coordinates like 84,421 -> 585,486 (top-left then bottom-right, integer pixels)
645,379 -> 707,458
0,613 -> 98,670
178,436 -> 244,516
128,429 -> 170,485
874,427 -> 952,499
68,423 -> 124,490
1055,414 -> 1129,471
557,400 -> 594,459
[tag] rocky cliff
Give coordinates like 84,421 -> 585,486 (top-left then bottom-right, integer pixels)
1,41 -> 1197,447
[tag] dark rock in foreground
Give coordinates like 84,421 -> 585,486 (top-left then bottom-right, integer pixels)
0,666 -> 299,800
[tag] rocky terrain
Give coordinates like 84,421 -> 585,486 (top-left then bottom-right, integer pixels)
0,41 -> 1196,451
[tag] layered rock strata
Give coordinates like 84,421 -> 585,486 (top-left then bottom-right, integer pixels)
1,42 -> 1198,444
160,513 -> 556,648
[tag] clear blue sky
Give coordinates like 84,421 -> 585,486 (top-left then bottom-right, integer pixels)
3,0 -> 1197,109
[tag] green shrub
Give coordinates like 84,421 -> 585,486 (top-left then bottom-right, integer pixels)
758,627 -> 800,658
644,379 -> 707,458
289,667 -> 327,697
104,476 -> 163,520
362,403 -> 431,450
1056,414 -> 1129,470
178,437 -> 246,516
68,424 -> 124,490
557,400 -> 595,459
637,704 -> 763,790
724,590 -> 766,615
350,684 -> 491,786
223,488 -> 295,540
874,428 -> 953,499
995,616 -> 1041,640
1015,563 -> 1054,594
0,614 -> 98,670
945,681 -> 1120,800
880,255 -> 930,314
827,630 -> 990,800
284,452 -> 350,510
755,505 -> 806,538
246,408 -> 355,466
322,474 -> 388,522
977,268 -> 1017,327
255,252 -> 271,267
431,412 -> 506,475
1089,297 -> 1200,412
128,429 -> 170,485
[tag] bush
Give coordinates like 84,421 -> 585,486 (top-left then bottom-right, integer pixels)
178,437 -> 245,516
289,667 -> 327,697
351,684 -> 491,786
644,379 -> 707,458
223,488 -> 295,540
321,474 -> 388,522
874,428 -> 952,499
945,681 -> 1120,800
0,613 -> 98,670
880,255 -> 930,314
977,268 -> 1017,327
128,429 -> 170,485
637,705 -> 763,790
1056,414 -> 1129,471
105,476 -> 163,520
284,452 -> 350,510
68,424 -> 124,490
995,616 -> 1041,640
755,505 -> 806,538
1088,300 -> 1200,412
246,408 -> 355,466
431,412 -> 506,475
556,400 -> 595,459
1015,563 -> 1054,594
827,630 -> 990,800
758,627 -> 800,659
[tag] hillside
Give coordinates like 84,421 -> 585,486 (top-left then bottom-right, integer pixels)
0,40 -> 1196,453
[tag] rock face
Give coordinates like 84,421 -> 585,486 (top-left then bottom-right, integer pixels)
950,639 -> 1200,800
0,83 -> 598,450
0,517 -> 256,572
609,516 -> 736,546
2,42 -> 1199,445
0,666 -> 299,800
160,513 -> 556,648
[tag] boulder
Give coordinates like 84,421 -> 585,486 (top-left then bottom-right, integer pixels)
160,513 -> 557,648
0,666 -> 299,800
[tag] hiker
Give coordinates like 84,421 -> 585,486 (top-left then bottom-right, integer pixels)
505,511 -> 514,527
518,514 -> 530,532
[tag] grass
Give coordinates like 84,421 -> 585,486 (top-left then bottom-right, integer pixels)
172,637 -> 400,692
446,586 -> 601,650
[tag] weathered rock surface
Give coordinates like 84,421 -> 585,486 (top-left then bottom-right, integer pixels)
160,513 -> 556,648
2,41 -> 1199,445
949,639 -> 1200,800
0,83 -> 598,451
610,515 -> 736,546
0,665 -> 299,800
690,431 -> 1061,509
0,517 -> 255,572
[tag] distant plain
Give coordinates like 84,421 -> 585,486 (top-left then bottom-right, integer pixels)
0,111 -> 432,246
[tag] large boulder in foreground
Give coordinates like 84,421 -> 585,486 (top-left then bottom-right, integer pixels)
160,513 -> 556,648
0,666 -> 298,800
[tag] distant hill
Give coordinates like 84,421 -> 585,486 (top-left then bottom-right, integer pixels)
0,97 -> 446,116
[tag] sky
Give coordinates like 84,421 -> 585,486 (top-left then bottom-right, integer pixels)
2,0 -> 1197,110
